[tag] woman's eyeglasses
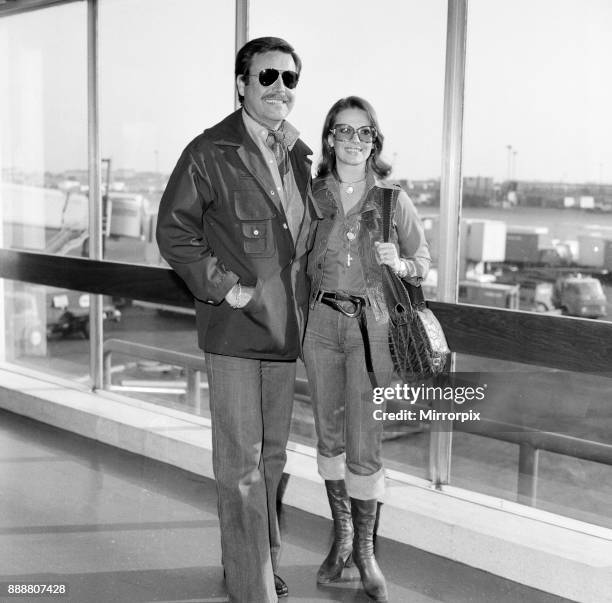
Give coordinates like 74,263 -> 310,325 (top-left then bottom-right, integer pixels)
330,124 -> 378,143
244,69 -> 299,89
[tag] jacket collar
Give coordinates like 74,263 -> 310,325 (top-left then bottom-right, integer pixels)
314,169 -> 383,216
211,109 -> 312,159
207,109 -> 315,226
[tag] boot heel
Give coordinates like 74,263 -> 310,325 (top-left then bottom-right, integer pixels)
351,497 -> 388,603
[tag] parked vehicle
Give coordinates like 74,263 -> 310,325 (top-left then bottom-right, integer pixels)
505,226 -> 552,264
551,275 -> 607,318
494,274 -> 554,312
458,281 -> 519,310
46,289 -> 122,339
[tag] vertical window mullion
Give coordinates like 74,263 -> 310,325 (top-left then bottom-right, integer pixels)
430,0 -> 468,487
87,0 -> 103,389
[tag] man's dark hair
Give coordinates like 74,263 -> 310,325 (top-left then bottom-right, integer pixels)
316,96 -> 392,179
235,37 -> 302,104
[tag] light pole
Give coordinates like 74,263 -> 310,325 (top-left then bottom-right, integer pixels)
506,144 -> 513,181
512,150 -> 518,180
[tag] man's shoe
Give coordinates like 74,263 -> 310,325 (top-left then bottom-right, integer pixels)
224,570 -> 288,598
274,574 -> 289,598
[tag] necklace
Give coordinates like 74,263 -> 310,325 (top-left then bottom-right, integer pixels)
339,178 -> 365,195
343,220 -> 360,266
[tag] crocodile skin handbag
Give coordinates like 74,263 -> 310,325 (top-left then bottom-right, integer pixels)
381,189 -> 450,381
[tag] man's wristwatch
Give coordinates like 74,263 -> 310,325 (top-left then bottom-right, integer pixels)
227,283 -> 246,308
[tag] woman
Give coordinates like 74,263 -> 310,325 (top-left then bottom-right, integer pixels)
304,96 -> 430,602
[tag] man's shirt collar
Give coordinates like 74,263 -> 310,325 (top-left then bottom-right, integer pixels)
241,108 -> 299,150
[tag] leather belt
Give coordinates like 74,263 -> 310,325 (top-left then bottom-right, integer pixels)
317,291 -> 378,389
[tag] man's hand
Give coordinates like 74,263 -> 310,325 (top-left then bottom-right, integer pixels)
225,283 -> 255,308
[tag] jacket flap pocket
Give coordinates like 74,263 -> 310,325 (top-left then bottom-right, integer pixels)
242,222 -> 267,238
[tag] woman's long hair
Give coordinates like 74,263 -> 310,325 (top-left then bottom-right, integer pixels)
316,96 -> 392,179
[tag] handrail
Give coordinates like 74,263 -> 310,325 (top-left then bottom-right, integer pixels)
103,338 -> 205,411
103,337 -> 312,409
2,249 -> 612,372
104,338 -> 206,372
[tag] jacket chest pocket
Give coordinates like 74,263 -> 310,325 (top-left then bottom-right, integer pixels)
241,221 -> 275,256
233,189 -> 276,258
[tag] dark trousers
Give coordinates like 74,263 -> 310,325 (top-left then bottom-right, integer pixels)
206,352 -> 296,603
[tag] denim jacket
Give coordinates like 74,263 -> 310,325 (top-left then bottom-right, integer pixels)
308,174 -> 431,322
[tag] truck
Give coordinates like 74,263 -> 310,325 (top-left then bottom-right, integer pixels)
495,274 -> 555,312
551,275 -> 607,318
457,281 -> 520,310
577,234 -> 612,269
504,226 -> 553,265
496,265 -> 608,318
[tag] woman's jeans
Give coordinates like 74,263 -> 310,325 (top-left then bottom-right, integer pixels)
303,301 -> 394,500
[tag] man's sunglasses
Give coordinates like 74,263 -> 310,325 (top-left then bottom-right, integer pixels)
244,69 -> 300,89
330,124 -> 378,143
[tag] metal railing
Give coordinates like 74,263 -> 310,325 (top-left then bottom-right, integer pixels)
102,337 -> 612,507
411,401 -> 612,505
103,338 -> 205,414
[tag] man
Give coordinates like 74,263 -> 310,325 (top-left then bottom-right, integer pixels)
156,37 -> 319,602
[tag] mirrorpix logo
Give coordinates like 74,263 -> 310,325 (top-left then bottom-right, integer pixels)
371,382 -> 486,422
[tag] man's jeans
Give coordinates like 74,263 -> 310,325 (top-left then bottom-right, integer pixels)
206,352 -> 296,603
303,302 -> 394,500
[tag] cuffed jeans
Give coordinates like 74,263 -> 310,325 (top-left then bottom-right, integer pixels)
303,302 -> 394,501
206,352 -> 296,603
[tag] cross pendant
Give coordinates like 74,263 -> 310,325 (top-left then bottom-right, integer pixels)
347,252 -> 352,266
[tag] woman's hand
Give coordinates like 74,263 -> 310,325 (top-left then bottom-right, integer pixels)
374,241 -> 402,272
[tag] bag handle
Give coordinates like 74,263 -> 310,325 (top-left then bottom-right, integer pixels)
381,188 -> 425,307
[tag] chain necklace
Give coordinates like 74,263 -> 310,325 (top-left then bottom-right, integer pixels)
339,178 -> 366,195
342,220 -> 360,266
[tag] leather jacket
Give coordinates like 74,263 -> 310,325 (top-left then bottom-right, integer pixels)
156,110 -> 321,359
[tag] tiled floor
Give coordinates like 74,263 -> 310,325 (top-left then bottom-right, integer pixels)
0,409 -> 574,602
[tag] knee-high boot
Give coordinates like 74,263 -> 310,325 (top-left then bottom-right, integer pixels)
350,498 -> 388,602
317,480 -> 354,583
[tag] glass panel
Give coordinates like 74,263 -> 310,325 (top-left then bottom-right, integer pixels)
98,0 -> 235,265
448,354 -> 612,528
0,279 -> 93,386
101,299 -> 321,449
456,0 -> 612,527
0,3 -> 88,255
460,0 -> 612,317
102,298 -> 204,413
251,0 -> 447,478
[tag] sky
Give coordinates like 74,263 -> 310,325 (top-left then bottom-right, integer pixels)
1,0 -> 611,183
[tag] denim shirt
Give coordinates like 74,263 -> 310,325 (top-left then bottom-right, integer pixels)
308,173 -> 431,322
